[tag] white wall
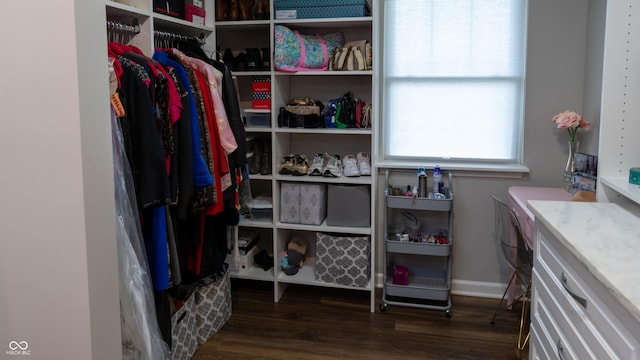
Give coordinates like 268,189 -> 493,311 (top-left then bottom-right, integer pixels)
0,1 -> 121,359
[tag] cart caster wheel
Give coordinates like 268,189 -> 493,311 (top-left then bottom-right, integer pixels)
445,309 -> 453,318
379,303 -> 388,312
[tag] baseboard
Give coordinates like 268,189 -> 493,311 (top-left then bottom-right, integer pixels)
375,274 -> 507,299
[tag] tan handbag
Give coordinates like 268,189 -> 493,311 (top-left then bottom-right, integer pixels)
328,40 -> 372,71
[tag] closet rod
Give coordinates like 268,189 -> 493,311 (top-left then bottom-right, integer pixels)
106,19 -> 140,34
153,30 -> 206,46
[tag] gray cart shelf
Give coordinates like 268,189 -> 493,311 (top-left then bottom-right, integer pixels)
380,170 -> 454,317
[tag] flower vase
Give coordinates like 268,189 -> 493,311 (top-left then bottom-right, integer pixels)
563,140 -> 579,192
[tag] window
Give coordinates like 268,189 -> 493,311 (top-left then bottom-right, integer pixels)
381,0 -> 527,167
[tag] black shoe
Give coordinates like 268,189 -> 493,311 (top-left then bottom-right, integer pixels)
235,52 -> 247,71
261,47 -> 270,70
247,138 -> 262,174
222,48 -> 235,70
245,48 -> 262,71
260,139 -> 271,175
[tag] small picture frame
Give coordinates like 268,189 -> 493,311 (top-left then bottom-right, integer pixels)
571,152 -> 598,193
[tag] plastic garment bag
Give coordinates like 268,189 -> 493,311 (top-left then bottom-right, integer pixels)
111,108 -> 170,360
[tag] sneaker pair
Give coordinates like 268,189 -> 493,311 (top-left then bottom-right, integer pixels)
308,153 -> 342,177
342,152 -> 372,177
279,154 -> 309,176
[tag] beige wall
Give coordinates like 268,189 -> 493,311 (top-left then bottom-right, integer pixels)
0,1 -> 121,359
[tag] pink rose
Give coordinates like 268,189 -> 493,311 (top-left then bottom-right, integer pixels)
552,110 -> 586,129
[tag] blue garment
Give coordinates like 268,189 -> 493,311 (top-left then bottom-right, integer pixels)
153,50 -> 213,188
144,206 -> 170,291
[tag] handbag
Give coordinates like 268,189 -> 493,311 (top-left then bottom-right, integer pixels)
274,25 -> 345,72
328,40 -> 372,71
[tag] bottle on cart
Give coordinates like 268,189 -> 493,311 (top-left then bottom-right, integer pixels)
433,165 -> 443,196
417,168 -> 428,197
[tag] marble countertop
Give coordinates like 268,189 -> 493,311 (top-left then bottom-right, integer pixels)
528,200 -> 640,324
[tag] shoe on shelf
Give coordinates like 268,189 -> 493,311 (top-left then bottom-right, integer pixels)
292,154 -> 309,176
342,154 -> 360,177
247,137 -> 262,174
323,154 -> 342,178
356,152 -> 371,176
260,139 -> 272,175
308,153 -> 327,176
260,152 -> 271,175
278,154 -> 295,175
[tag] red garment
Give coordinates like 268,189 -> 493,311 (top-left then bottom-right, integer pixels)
193,70 -> 228,216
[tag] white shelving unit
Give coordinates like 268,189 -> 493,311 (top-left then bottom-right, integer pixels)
597,0 -> 640,216
217,1 -> 378,312
105,0 -> 216,57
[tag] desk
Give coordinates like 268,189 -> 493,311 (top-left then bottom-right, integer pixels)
504,186 -> 572,306
507,186 -> 573,249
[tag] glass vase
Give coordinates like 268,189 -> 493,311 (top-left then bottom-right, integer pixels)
563,140 -> 579,192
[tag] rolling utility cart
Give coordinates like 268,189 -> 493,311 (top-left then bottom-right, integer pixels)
380,169 -> 454,317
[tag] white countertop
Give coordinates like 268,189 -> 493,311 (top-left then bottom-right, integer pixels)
528,200 -> 640,323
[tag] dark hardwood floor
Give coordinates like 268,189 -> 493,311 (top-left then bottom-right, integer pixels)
192,279 -> 527,360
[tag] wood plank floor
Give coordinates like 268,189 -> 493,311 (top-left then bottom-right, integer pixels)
192,279 -> 528,360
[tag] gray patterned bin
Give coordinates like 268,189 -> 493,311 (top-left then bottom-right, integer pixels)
170,292 -> 198,360
193,269 -> 232,346
315,232 -> 370,288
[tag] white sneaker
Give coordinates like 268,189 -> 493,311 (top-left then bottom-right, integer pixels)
323,154 -> 342,177
342,154 -> 360,177
308,153 -> 326,176
356,152 -> 371,176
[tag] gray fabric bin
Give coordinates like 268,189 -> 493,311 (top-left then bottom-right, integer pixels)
326,184 -> 370,227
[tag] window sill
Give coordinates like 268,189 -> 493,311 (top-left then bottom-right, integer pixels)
376,161 -> 530,179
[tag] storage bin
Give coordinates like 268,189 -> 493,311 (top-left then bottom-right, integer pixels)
244,109 -> 271,127
225,246 -> 258,272
326,184 -> 370,227
280,183 -> 327,225
300,183 -> 327,225
274,0 -> 370,19
315,232 -> 370,287
193,269 -> 232,345
280,183 -> 301,223
170,291 -> 198,360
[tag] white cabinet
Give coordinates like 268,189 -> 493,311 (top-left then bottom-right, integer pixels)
216,1 -> 378,312
597,0 -> 640,215
529,201 -> 640,360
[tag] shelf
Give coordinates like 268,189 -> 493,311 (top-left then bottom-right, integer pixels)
215,20 -> 271,29
153,12 -> 214,33
276,258 -> 373,291
233,70 -> 272,76
276,174 -> 372,185
385,239 -> 451,256
274,70 -> 373,76
276,220 -> 371,235
106,1 -> 151,17
230,265 -> 275,281
386,195 -> 453,211
600,176 -> 640,205
239,216 -> 274,228
274,127 -> 372,135
384,275 -> 450,301
273,17 -> 373,29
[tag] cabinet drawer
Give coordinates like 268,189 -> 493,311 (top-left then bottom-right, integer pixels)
536,230 -> 640,360
533,269 -> 595,359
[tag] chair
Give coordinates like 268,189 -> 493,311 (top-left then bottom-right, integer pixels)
490,195 -> 533,354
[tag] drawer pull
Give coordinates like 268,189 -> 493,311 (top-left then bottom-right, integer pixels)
561,272 -> 588,309
557,339 -> 565,360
